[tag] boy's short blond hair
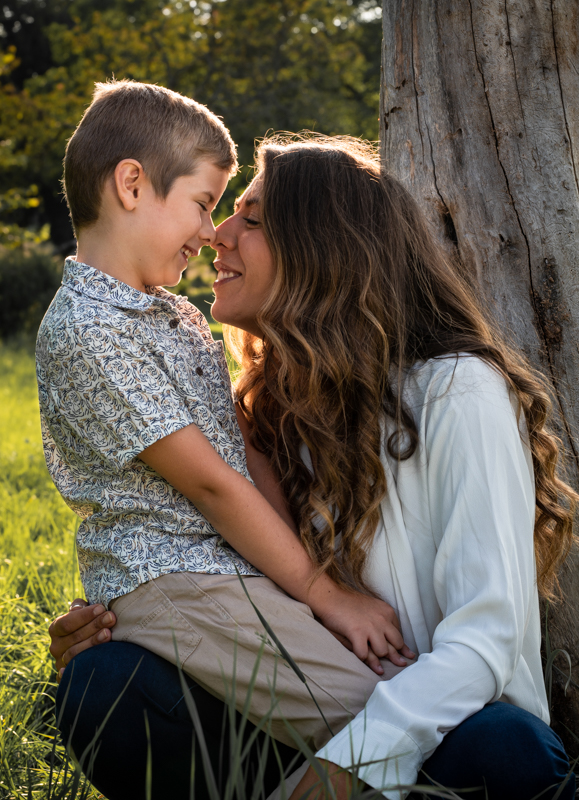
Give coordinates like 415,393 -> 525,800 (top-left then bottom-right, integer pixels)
64,79 -> 237,234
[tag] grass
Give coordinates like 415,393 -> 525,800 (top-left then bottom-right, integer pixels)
0,338 -> 577,799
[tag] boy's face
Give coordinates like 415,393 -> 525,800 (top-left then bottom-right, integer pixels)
133,160 -> 229,290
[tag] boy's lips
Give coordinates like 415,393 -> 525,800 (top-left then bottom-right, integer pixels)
180,245 -> 198,263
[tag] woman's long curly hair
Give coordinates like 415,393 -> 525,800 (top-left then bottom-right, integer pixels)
226,133 -> 577,600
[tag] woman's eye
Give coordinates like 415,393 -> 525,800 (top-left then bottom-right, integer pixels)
243,217 -> 259,226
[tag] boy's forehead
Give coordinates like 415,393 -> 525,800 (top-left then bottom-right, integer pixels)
181,161 -> 230,201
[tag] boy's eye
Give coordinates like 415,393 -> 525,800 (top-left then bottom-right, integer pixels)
197,202 -> 208,212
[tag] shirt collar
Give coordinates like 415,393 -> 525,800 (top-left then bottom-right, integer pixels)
62,257 -> 184,311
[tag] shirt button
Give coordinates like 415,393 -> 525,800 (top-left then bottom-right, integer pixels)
196,366 -> 204,376
169,318 -> 180,329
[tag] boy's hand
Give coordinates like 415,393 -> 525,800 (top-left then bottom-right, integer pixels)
48,600 -> 116,682
314,590 -> 415,674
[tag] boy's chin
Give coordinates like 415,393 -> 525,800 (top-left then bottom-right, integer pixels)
158,268 -> 186,289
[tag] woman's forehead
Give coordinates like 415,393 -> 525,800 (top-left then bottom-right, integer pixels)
234,179 -> 262,211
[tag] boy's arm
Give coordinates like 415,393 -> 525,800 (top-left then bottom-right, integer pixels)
139,423 -> 413,669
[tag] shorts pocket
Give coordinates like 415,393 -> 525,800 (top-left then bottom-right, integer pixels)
113,590 -> 202,667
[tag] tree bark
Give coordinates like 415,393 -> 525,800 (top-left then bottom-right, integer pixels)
380,0 -> 579,748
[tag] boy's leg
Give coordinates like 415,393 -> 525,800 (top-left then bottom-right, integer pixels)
110,573 -> 405,750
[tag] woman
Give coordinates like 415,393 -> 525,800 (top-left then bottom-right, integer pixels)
49,135 -> 576,800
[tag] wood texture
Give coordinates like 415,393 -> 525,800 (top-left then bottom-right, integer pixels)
380,0 -> 579,744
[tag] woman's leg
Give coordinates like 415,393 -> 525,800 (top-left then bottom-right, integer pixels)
56,642 -> 303,800
110,573 -> 403,751
410,701 -> 576,800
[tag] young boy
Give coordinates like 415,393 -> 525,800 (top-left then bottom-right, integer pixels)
37,80 -> 405,750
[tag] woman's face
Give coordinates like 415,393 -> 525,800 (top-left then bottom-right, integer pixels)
211,179 -> 276,337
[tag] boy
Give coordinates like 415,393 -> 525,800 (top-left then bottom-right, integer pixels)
37,80 -> 404,749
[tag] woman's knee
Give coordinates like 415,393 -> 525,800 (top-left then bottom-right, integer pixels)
55,641 -> 301,800
419,702 -> 576,800
56,642 -> 198,799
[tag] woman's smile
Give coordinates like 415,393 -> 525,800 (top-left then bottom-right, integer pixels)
213,261 -> 242,286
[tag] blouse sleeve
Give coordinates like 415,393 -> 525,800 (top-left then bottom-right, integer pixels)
316,358 -> 537,798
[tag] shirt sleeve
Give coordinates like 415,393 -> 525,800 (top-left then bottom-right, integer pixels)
45,322 -> 197,470
316,358 -> 537,798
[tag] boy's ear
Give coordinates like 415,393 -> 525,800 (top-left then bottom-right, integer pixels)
113,159 -> 147,211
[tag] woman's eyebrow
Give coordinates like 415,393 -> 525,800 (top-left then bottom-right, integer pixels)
234,195 -> 259,212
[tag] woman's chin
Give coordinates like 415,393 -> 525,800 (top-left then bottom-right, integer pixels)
213,313 -> 261,339
209,301 -> 228,326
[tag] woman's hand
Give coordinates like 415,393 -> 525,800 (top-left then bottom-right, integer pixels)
315,590 -> 415,674
48,599 -> 116,681
289,761 -> 366,800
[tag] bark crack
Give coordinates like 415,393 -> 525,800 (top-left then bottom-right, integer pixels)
423,115 -> 459,248
550,0 -> 579,197
467,0 -> 579,467
409,0 -> 425,164
411,0 -> 458,250
503,0 -> 528,140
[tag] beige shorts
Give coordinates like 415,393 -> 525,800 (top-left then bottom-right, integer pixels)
110,572 -> 404,750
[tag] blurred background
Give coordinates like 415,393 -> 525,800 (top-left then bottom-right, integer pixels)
0,0 -> 383,339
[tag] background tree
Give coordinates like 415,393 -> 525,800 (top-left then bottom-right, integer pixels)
380,0 -> 579,747
0,0 -> 382,249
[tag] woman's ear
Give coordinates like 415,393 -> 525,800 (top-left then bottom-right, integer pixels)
113,159 -> 147,211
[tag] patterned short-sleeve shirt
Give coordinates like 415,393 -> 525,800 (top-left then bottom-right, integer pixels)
36,258 -> 262,608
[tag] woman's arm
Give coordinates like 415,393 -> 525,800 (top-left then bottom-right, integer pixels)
307,358 -> 540,798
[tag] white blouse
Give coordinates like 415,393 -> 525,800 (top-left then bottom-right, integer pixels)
316,356 -> 549,799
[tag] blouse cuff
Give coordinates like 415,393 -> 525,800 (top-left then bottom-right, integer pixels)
315,717 -> 423,799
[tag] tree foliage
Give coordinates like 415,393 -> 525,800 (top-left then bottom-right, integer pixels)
0,0 -> 382,247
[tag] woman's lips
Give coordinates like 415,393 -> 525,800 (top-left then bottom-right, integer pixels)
214,268 -> 241,287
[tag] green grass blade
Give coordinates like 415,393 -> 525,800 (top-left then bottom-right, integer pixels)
234,566 -> 334,738
172,632 -> 221,800
144,709 -> 153,800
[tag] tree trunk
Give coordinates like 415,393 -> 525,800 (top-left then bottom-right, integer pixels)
380,0 -> 579,748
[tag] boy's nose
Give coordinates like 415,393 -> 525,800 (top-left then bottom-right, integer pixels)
200,216 -> 217,246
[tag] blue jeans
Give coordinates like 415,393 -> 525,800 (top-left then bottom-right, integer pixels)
56,643 -> 576,800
